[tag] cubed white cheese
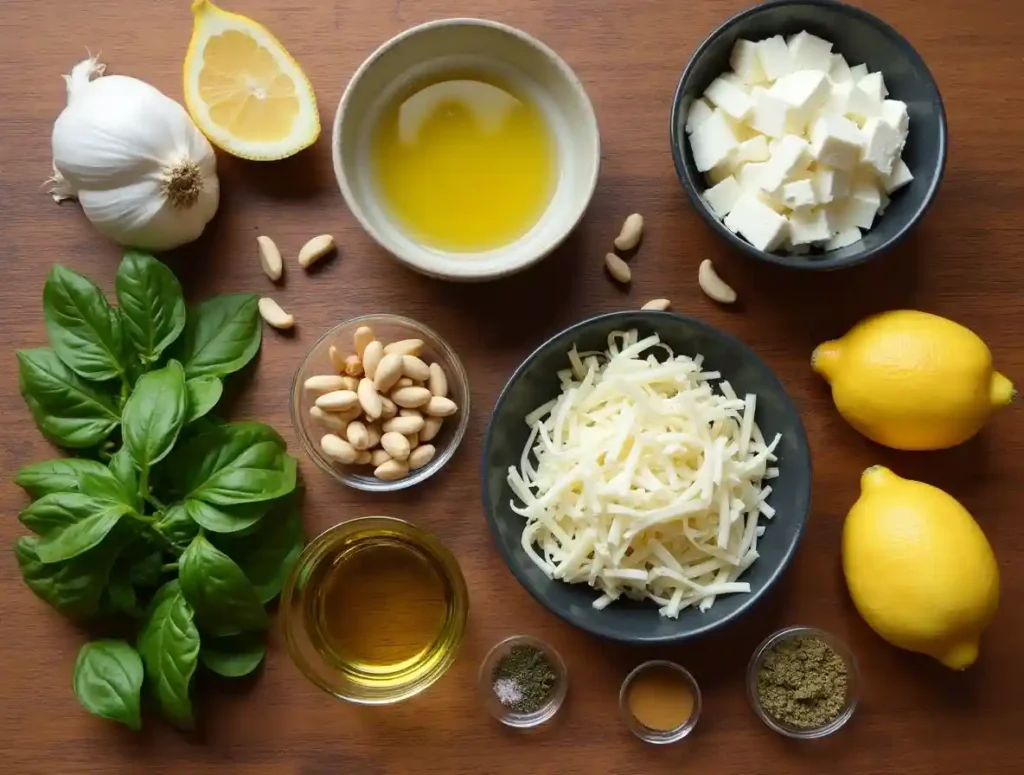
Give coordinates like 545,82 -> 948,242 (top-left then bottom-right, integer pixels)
706,158 -> 736,185
788,31 -> 833,72
704,176 -> 743,217
780,179 -> 818,209
749,87 -> 792,138
686,98 -> 714,134
724,194 -> 790,251
758,189 -> 789,214
730,39 -> 767,84
735,135 -> 770,164
836,181 -> 882,229
812,165 -> 850,203
858,71 -> 888,101
881,99 -> 910,138
691,109 -> 740,172
860,117 -> 905,176
884,157 -> 914,194
756,35 -> 795,81
809,115 -> 865,171
737,160 -> 770,191
760,134 -> 812,191
849,63 -> 869,81
829,53 -> 853,82
789,207 -> 833,244
847,84 -> 883,122
826,226 -> 862,250
769,70 -> 831,117
705,77 -> 754,121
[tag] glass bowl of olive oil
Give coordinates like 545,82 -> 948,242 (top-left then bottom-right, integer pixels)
280,517 -> 469,704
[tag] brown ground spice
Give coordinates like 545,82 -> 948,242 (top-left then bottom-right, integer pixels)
756,635 -> 848,728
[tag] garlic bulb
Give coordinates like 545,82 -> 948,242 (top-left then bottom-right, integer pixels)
49,57 -> 219,251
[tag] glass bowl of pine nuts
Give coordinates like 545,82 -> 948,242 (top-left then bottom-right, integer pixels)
290,314 -> 470,491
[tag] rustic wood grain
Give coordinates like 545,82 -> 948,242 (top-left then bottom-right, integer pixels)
1,0 -> 1021,772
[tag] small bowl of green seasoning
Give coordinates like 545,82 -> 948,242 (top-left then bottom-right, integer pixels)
747,626 -> 860,739
478,635 -> 568,728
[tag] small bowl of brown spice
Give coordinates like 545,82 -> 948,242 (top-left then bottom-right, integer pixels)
620,660 -> 702,744
747,625 -> 860,739
478,635 -> 568,728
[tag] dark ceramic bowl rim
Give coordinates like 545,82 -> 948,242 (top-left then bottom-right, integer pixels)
668,0 -> 948,271
480,310 -> 813,644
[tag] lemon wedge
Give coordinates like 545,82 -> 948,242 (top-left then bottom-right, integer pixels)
183,0 -> 320,160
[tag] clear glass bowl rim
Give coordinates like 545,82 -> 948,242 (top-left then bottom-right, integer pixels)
477,634 -> 569,728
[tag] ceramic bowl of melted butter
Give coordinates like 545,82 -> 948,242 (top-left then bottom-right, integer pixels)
334,18 -> 600,281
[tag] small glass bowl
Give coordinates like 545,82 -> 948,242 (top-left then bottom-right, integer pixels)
619,660 -> 702,744
747,625 -> 860,739
478,635 -> 568,728
290,313 -> 470,491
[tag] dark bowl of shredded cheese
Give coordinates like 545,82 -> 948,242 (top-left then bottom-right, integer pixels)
747,625 -> 860,738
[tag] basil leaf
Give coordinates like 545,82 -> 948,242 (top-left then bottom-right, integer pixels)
199,633 -> 266,678
179,535 -> 269,635
185,376 -> 223,424
122,360 -> 187,474
214,500 -> 305,603
168,422 -> 296,506
43,265 -> 125,382
73,640 -> 144,730
35,505 -> 130,564
155,503 -> 200,548
15,458 -> 111,498
108,447 -> 141,510
172,294 -> 261,379
137,581 -> 199,729
17,348 -> 120,448
115,251 -> 186,365
14,536 -> 112,620
185,499 -> 267,534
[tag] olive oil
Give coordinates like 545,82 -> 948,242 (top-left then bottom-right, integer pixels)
371,71 -> 556,252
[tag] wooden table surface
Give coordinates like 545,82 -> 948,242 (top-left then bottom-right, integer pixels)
1,0 -> 1021,772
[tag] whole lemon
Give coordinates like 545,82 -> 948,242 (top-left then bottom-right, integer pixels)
812,310 -> 1014,450
842,466 -> 999,669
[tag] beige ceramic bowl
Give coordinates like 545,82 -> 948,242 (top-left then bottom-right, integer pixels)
333,18 -> 600,282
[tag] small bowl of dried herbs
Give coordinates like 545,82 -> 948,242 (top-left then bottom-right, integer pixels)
747,625 -> 860,739
478,635 -> 568,728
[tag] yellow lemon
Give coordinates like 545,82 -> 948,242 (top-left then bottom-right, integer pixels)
183,0 -> 320,160
842,466 -> 999,670
812,310 -> 1014,450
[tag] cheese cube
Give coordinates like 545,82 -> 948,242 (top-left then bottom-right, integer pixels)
789,207 -> 833,244
705,77 -> 754,120
686,98 -> 714,134
829,54 -> 853,83
704,176 -> 743,217
724,194 -> 790,251
858,71 -> 888,101
849,63 -> 869,81
730,39 -> 767,84
881,99 -> 910,137
749,88 -> 792,138
758,189 -> 789,214
706,158 -> 736,185
828,80 -> 882,121
760,134 -> 812,192
812,165 -> 850,203
737,160 -> 770,191
826,226 -> 862,250
780,179 -> 818,209
788,31 -> 833,72
884,157 -> 914,194
809,115 -> 865,171
769,70 -> 831,117
837,181 -> 882,229
690,109 -> 739,172
735,135 -> 770,164
757,35 -> 795,81
860,117 -> 905,176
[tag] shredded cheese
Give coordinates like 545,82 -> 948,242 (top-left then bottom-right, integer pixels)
507,329 -> 781,618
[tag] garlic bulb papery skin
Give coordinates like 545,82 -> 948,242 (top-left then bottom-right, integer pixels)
49,57 -> 220,251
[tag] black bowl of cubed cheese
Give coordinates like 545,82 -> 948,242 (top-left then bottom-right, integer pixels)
669,0 -> 946,270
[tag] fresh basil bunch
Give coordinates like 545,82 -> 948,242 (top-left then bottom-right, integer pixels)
14,252 -> 304,731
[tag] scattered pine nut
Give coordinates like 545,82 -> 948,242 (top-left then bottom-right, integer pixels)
425,396 -> 458,417
641,298 -> 671,311
401,355 -> 431,382
357,378 -> 383,420
298,234 -> 336,269
383,415 -> 425,435
698,259 -> 737,304
362,341 -> 384,380
321,434 -> 357,464
304,375 -> 348,394
614,213 -> 644,251
258,297 -> 295,329
391,386 -> 432,408
381,431 -> 411,461
374,459 -> 410,481
428,362 -> 448,398
408,444 -> 436,470
605,253 -> 631,284
374,353 -> 404,392
316,390 -> 359,412
257,236 -> 283,282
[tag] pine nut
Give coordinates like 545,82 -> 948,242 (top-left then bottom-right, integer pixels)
328,345 -> 346,374
343,355 -> 363,377
425,396 -> 458,417
365,423 -> 382,449
298,234 -> 336,269
340,376 -> 359,392
321,434 -> 357,464
258,297 -> 295,329
605,253 -> 631,284
379,395 -> 398,420
395,377 -> 414,389
381,431 -> 411,461
383,415 -> 425,435
316,390 -> 359,412
401,355 -> 430,381
391,386 -> 431,408
370,449 -> 392,467
642,298 -> 671,311
613,213 -> 644,251
374,353 -> 404,392
374,459 -> 409,481
257,236 -> 283,281
362,341 -> 384,380
698,259 -> 737,304
408,444 -> 436,470
304,375 -> 348,394
405,432 -> 419,449
353,326 -> 375,358
357,378 -> 383,420
384,339 -> 424,357
354,451 -> 372,465
420,416 -> 443,442
428,363 -> 448,398
399,408 -> 422,419
346,421 -> 370,450
310,406 -> 346,432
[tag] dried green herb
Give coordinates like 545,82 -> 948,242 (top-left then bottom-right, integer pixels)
757,635 -> 848,729
491,645 -> 556,714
